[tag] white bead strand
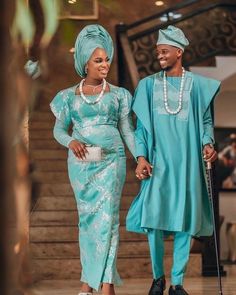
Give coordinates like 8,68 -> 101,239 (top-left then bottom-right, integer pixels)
79,78 -> 106,105
163,67 -> 186,115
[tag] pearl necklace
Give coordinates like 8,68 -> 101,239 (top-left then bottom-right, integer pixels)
79,78 -> 106,105
163,67 -> 185,115
84,81 -> 103,93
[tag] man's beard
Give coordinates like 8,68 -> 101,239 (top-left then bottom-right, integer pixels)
160,64 -> 172,71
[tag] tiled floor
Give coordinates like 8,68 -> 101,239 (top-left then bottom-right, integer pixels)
31,265 -> 236,295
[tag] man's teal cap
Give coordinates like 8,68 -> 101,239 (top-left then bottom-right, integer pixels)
156,25 -> 189,51
74,24 -> 114,77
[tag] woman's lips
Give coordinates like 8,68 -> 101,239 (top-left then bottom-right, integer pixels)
100,70 -> 108,75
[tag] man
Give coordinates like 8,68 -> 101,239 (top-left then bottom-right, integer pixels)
126,25 -> 220,295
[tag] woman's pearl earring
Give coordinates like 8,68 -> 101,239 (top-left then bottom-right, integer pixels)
85,67 -> 88,74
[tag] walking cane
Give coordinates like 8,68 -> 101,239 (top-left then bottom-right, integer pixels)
206,161 -> 224,295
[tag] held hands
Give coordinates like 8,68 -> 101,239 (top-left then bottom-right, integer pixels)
135,156 -> 153,180
68,140 -> 88,160
203,144 -> 217,163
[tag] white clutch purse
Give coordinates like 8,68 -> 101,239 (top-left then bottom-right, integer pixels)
77,145 -> 102,162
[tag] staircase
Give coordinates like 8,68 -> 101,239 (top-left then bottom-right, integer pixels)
29,101 -> 201,280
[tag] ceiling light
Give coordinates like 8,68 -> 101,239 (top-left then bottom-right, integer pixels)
155,1 -> 164,6
160,15 -> 168,22
173,13 -> 182,19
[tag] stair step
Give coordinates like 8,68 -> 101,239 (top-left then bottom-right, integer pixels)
35,196 -> 77,210
35,195 -> 134,211
31,254 -> 201,280
30,121 -> 54,130
30,229 -> 175,258
30,225 -> 147,242
30,130 -> 54,139
33,172 -> 70,183
30,240 -> 152,258
34,160 -> 67,171
38,104 -> 51,111
30,111 -> 54,122
31,149 -> 67,160
39,182 -> 140,197
30,140 -> 65,150
30,210 -> 129,226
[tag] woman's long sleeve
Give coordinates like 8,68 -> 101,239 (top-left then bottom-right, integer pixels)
50,90 -> 73,148
118,88 -> 136,158
53,118 -> 73,148
118,114 -> 136,158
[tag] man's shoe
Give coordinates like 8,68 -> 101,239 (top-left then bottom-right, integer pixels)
148,277 -> 166,295
168,285 -> 189,295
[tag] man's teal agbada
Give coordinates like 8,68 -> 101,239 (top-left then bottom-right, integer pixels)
126,71 -> 220,235
126,25 -> 220,294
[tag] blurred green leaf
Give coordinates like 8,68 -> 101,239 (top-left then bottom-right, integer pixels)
11,0 -> 35,48
40,0 -> 60,48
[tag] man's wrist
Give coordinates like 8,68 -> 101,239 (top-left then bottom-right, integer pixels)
204,143 -> 214,148
137,156 -> 146,162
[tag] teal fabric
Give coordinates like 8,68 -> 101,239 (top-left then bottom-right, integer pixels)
148,230 -> 191,285
50,84 -> 135,291
156,25 -> 189,51
74,24 -> 114,77
126,71 -> 220,237
24,60 -> 41,79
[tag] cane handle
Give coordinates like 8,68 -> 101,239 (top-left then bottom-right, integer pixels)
207,161 -> 212,170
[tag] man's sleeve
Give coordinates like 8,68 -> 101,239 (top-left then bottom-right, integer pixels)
202,105 -> 215,146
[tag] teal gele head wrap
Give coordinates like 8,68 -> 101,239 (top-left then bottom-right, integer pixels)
156,25 -> 189,51
74,24 -> 114,77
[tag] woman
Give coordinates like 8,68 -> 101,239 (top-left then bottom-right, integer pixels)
50,25 -> 135,295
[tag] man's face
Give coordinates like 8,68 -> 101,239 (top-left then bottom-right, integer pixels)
156,44 -> 183,70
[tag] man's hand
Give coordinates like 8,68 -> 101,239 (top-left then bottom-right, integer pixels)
68,140 -> 88,160
203,144 -> 217,163
135,156 -> 153,180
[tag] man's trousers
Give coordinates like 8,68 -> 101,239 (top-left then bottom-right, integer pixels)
148,229 -> 192,285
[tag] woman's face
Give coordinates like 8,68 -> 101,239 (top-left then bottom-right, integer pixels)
156,44 -> 182,70
86,48 -> 110,80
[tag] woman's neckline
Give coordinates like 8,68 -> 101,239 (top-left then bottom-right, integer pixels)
74,81 -> 112,97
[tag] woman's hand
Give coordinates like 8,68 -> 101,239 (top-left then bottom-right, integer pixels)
68,140 -> 88,160
203,144 -> 217,163
135,156 -> 153,180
